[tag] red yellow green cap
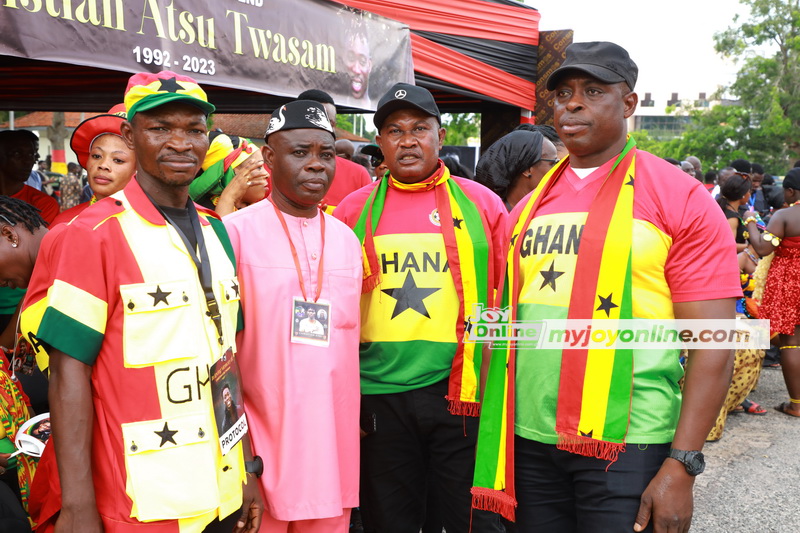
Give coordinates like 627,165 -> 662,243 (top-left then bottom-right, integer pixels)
124,70 -> 215,120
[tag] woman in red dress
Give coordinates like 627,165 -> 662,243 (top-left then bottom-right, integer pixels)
745,167 -> 800,416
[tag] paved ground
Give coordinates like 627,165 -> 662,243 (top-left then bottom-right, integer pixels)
693,366 -> 800,533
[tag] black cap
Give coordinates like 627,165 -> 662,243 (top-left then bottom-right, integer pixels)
359,144 -> 382,158
373,83 -> 441,130
546,41 -> 638,91
264,100 -> 334,140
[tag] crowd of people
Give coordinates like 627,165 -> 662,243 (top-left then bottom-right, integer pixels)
0,39 -> 798,533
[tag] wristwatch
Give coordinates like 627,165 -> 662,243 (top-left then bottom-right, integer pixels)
668,448 -> 705,476
245,455 -> 263,477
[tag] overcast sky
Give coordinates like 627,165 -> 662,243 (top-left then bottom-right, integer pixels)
531,0 -> 753,102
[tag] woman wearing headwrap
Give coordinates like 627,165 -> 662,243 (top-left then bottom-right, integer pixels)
475,130 -> 558,210
745,168 -> 800,417
190,132 -> 269,216
51,105 -> 136,225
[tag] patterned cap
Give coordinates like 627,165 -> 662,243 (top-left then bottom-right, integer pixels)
264,100 -> 333,140
124,70 -> 215,120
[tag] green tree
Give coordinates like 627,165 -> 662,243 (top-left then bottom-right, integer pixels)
441,113 -> 480,146
714,0 -> 800,171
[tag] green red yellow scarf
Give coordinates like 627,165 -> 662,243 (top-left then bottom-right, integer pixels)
472,138 -> 637,520
352,161 -> 494,415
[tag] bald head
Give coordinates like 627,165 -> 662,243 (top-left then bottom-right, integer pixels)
335,139 -> 355,160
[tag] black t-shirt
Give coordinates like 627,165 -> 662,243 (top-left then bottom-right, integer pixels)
160,204 -> 198,251
723,207 -> 746,244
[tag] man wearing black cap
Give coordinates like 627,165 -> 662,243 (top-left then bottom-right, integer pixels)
224,100 -> 363,532
335,83 -> 506,532
472,42 -> 742,532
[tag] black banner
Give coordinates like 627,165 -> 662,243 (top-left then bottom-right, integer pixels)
0,0 -> 413,111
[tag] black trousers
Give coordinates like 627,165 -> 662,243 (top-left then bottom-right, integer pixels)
514,436 -> 669,533
359,379 -> 503,533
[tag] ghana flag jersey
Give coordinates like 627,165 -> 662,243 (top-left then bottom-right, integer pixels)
21,178 -> 245,532
335,177 -> 507,395
511,151 -> 742,445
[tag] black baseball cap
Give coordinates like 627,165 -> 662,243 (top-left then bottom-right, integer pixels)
546,41 -> 638,91
373,83 -> 441,130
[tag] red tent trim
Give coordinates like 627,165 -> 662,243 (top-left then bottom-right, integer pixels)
410,33 -> 535,111
342,0 -> 540,45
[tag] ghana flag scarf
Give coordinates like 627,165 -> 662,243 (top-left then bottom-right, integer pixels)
352,161 -> 493,415
472,137 -> 637,521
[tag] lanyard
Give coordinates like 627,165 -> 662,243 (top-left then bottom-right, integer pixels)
148,194 -> 225,346
271,201 -> 326,302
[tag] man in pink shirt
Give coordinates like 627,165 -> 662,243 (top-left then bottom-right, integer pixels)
224,100 -> 363,532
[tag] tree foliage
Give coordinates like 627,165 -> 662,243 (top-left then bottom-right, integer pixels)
441,113 -> 480,146
711,0 -> 800,172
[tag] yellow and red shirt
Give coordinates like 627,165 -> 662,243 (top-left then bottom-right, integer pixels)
21,178 -> 244,532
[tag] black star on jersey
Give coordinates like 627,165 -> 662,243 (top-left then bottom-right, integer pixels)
510,234 -> 519,246
148,285 -> 171,307
154,422 -> 178,447
626,174 -> 635,186
158,77 -> 183,93
382,271 -> 440,319
231,281 -> 240,298
596,293 -> 619,317
539,260 -> 565,291
453,217 -> 464,229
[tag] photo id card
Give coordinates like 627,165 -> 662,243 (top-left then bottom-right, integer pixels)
291,297 -> 331,347
210,348 -> 248,455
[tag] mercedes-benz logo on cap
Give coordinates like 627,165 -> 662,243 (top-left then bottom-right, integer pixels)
395,89 -> 407,99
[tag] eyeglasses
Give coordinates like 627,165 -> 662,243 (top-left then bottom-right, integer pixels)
0,214 -> 16,227
370,156 -> 384,167
539,158 -> 560,168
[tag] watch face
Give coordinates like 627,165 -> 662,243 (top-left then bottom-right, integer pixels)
688,451 -> 705,475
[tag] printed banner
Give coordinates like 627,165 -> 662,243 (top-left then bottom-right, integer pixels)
0,0 -> 414,111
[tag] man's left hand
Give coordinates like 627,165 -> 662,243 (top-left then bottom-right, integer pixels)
633,459 -> 694,533
234,475 -> 264,533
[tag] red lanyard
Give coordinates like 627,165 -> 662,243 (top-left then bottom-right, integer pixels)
272,202 -> 326,302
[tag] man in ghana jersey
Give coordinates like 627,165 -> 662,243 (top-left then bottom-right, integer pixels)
335,83 -> 507,532
20,71 -> 263,533
472,41 -> 742,533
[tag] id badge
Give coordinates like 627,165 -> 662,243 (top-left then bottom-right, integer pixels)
210,348 -> 248,455
291,297 -> 331,347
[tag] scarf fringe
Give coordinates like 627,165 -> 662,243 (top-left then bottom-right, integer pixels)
361,272 -> 381,294
471,487 -> 516,522
447,397 -> 481,417
556,432 -> 625,462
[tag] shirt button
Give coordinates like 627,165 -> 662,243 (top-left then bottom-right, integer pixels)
311,253 -> 318,260
303,221 -> 309,227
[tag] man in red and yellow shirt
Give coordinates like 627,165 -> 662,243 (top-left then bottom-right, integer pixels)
21,71 -> 262,533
